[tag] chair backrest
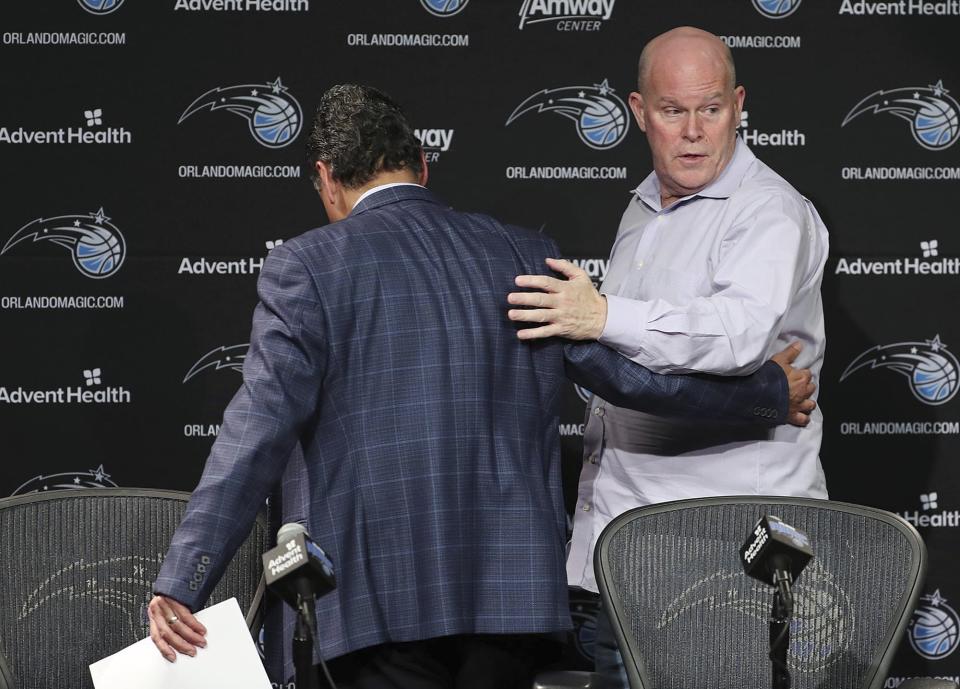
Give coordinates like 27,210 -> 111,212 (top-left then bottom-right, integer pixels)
0,488 -> 268,689
595,497 -> 926,689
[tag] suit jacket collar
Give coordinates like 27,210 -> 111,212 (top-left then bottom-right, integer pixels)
351,184 -> 445,216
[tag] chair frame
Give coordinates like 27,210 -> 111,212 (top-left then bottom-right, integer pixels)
0,487 -> 269,689
594,496 -> 927,689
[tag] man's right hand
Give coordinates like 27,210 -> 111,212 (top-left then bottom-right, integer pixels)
771,342 -> 817,427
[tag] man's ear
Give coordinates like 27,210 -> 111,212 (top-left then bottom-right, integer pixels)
628,92 -> 646,132
418,149 -> 429,186
316,161 -> 339,205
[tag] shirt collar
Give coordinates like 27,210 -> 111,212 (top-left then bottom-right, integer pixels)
351,182 -> 425,210
633,137 -> 756,212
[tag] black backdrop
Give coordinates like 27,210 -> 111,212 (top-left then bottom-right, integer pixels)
3,1 -> 960,684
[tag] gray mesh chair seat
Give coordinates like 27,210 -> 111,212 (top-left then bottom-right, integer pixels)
592,497 -> 948,689
0,488 -> 268,689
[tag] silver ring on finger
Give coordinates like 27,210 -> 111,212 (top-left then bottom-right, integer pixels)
167,615 -> 179,625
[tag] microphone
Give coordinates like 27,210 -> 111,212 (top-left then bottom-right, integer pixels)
262,522 -> 337,632
741,515 -> 813,689
740,515 -> 813,608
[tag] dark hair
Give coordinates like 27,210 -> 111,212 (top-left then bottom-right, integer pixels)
306,84 -> 423,190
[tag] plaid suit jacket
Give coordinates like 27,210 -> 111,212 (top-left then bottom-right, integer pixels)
154,185 -> 786,668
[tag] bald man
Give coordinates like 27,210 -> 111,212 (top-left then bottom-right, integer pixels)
507,27 -> 828,686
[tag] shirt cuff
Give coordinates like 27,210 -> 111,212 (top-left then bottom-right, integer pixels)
598,293 -> 654,360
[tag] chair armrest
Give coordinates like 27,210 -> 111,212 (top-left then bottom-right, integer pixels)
898,680 -> 959,689
533,670 -> 597,689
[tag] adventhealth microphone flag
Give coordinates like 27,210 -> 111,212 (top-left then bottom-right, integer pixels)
2,1 -> 960,684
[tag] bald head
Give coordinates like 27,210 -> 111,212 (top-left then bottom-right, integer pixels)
637,27 -> 736,95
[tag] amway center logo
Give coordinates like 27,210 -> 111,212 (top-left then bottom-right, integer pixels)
2,208 -> 125,279
420,0 -> 469,16
517,0 -> 616,31
0,368 -> 132,405
11,464 -> 118,495
840,335 -> 959,406
415,128 -> 454,162
739,110 -> 805,147
753,0 -> 802,17
178,239 -> 282,276
842,80 -> 959,151
909,590 -> 960,660
899,492 -> 960,529
835,239 -> 960,276
78,0 -> 126,14
0,108 -> 132,146
506,79 -> 628,150
179,77 -> 302,149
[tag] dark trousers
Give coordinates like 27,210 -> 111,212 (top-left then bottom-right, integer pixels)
320,633 -> 559,689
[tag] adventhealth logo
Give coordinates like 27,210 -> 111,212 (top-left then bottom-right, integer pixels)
0,109 -> 132,146
900,492 -> 960,528
174,0 -> 309,9
178,239 -> 282,276
739,110 -> 806,147
835,239 -> 960,276
0,369 -> 132,404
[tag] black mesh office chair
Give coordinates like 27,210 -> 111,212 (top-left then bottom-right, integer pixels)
0,488 -> 269,689
537,497 -> 956,689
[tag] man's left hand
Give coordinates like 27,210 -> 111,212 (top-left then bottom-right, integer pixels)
508,258 -> 607,340
147,594 -> 207,662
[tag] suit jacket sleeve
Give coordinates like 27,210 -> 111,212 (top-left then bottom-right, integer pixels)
154,244 -> 327,610
563,341 -> 787,426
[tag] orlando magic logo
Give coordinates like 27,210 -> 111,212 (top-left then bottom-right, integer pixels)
842,80 -> 960,151
2,207 -> 125,279
420,0 -> 469,16
12,464 -> 118,496
183,344 -> 249,383
840,336 -> 959,406
179,78 -> 303,149
506,79 -> 629,150
909,590 -> 960,660
752,0 -> 802,18
660,563 -> 853,672
20,554 -> 161,641
77,0 -> 126,14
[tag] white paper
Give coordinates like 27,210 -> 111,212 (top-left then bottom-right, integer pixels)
89,597 -> 272,689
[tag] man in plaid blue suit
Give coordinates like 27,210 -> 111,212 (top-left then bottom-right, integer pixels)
148,85 -> 811,688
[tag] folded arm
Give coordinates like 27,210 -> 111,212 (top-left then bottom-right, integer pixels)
564,339 -> 815,427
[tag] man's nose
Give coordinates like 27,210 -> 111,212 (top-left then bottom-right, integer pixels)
682,114 -> 704,141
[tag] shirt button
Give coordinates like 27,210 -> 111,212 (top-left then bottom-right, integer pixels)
594,407 -> 605,417
582,502 -> 591,512
635,260 -> 644,269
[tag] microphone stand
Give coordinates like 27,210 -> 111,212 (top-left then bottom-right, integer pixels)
293,594 -> 320,689
769,569 -> 793,689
